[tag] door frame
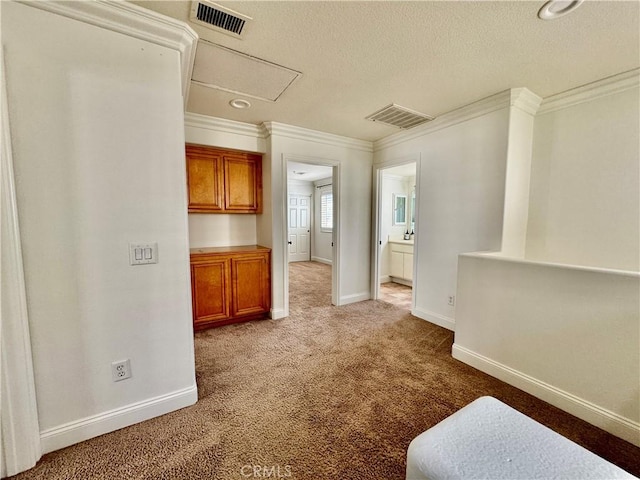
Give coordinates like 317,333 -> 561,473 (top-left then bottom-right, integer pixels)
282,154 -> 340,312
1,48 -> 42,476
371,154 -> 420,309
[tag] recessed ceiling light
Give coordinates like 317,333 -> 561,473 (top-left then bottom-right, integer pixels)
538,0 -> 584,20
229,98 -> 251,109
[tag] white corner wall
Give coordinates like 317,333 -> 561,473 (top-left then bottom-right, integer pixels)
3,2 -> 197,453
453,73 -> 640,446
266,125 -> 373,317
526,84 -> 640,271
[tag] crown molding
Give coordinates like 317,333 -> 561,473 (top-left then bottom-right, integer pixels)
185,112 -> 268,139
510,88 -> 542,116
18,0 -> 198,104
263,122 -> 373,153
374,90 -> 513,152
538,68 -> 640,115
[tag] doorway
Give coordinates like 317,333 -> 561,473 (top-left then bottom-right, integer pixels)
374,162 -> 418,311
286,159 -> 335,309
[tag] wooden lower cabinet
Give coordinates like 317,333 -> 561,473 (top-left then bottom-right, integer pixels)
190,245 -> 271,330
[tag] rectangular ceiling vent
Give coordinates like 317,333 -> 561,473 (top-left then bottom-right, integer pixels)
366,104 -> 434,129
190,1 -> 252,39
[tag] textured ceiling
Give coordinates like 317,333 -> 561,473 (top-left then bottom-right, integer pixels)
132,1 -> 640,142
288,161 -> 333,182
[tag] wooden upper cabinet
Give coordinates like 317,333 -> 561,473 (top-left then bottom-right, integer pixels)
186,146 -> 223,212
186,144 -> 262,214
224,154 -> 262,212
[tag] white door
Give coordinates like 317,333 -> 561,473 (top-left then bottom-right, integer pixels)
288,194 -> 311,262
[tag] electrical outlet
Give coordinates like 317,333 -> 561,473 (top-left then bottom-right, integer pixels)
112,359 -> 132,382
448,295 -> 455,306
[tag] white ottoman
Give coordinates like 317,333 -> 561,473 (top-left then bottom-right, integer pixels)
406,396 -> 636,480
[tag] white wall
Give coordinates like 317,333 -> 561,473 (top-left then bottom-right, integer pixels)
375,108 -> 510,329
266,126 -> 373,317
3,2 -> 196,451
288,179 -> 314,196
526,87 -> 640,271
454,253 -> 640,446
312,177 -> 333,264
184,113 -> 266,248
188,214 -> 257,248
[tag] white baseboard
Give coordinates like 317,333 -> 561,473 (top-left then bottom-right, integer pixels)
338,292 -> 370,305
379,275 -> 391,283
452,344 -> 640,447
412,307 -> 455,331
40,384 -> 198,454
270,308 -> 286,320
311,256 -> 332,265
389,276 -> 412,287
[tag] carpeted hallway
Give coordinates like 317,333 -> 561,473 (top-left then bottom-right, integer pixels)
10,261 -> 640,479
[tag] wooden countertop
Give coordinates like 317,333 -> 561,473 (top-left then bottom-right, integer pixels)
190,245 -> 271,256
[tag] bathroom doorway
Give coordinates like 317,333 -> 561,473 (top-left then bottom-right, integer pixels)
374,162 -> 417,311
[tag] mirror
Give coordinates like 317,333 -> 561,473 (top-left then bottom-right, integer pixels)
410,188 -> 416,233
393,194 -> 407,225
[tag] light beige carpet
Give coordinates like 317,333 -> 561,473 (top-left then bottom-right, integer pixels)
10,261 -> 640,479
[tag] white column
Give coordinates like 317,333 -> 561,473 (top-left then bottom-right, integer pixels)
500,88 -> 542,257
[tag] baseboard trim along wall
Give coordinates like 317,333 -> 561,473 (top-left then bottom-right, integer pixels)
412,308 -> 455,331
339,292 -> 370,305
311,256 -> 332,265
451,344 -> 640,447
40,384 -> 198,454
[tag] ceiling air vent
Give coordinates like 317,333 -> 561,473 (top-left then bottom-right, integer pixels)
366,104 -> 434,129
190,1 -> 252,39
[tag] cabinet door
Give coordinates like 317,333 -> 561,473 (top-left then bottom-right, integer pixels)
231,253 -> 270,317
404,253 -> 414,281
390,251 -> 404,279
187,146 -> 223,212
191,259 -> 231,326
224,154 -> 262,213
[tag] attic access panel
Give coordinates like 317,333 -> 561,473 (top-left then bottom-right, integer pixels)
192,41 -> 302,102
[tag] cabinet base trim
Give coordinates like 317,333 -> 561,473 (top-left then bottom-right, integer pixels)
194,312 -> 269,331
40,384 -> 198,454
